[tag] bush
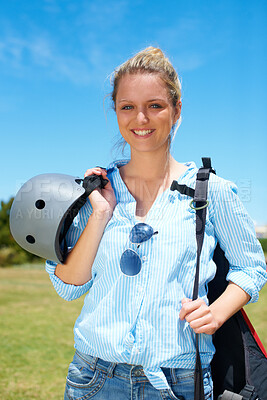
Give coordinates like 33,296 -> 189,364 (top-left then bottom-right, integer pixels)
0,198 -> 42,267
259,238 -> 267,254
0,246 -> 41,267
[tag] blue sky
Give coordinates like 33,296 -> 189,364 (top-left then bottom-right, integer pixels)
0,0 -> 266,224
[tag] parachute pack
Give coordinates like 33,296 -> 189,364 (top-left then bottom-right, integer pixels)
171,158 -> 267,400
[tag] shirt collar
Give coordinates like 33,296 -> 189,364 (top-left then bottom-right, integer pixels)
106,159 -> 132,203
106,159 -> 130,174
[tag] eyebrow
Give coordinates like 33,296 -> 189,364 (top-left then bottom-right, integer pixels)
117,98 -> 166,103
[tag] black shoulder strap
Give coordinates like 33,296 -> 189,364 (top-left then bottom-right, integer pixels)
192,160 -> 213,299
171,157 -> 214,400
193,158 -> 214,400
171,157 -> 214,300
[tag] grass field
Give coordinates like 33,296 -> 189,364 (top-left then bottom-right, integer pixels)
0,264 -> 266,400
0,265 -> 84,400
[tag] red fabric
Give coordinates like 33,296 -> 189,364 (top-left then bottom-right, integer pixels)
241,308 -> 267,358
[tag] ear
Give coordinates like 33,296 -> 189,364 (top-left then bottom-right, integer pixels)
173,101 -> 182,124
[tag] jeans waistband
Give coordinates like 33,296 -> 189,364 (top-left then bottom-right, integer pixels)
75,350 -> 200,385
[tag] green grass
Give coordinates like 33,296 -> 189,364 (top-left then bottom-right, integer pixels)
0,265 -> 266,400
245,281 -> 267,344
0,265 -> 84,400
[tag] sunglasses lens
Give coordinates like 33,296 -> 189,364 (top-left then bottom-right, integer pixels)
129,223 -> 154,244
120,249 -> 141,276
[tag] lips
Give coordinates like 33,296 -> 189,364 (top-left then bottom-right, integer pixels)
131,129 -> 155,137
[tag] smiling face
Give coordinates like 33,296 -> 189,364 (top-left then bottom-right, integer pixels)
115,73 -> 181,155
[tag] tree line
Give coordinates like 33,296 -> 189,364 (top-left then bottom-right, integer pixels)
0,198 -> 41,266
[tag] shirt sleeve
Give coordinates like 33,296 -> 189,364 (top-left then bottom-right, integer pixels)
209,176 -> 267,303
45,198 -> 94,301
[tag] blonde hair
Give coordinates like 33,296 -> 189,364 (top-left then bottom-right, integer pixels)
111,47 -> 182,110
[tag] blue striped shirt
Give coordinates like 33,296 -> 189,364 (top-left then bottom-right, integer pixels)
46,160 -> 267,390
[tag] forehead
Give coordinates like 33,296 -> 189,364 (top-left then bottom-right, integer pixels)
116,73 -> 169,101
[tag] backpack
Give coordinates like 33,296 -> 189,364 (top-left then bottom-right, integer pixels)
170,158 -> 267,400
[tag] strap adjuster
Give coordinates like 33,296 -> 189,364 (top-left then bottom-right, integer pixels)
239,384 -> 257,400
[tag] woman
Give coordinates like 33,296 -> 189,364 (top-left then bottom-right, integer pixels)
46,47 -> 266,400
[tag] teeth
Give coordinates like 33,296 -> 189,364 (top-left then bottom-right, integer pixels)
133,129 -> 153,136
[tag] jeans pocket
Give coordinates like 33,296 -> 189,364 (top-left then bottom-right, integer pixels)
65,354 -> 107,399
160,388 -> 185,400
170,369 -> 195,400
170,368 -> 213,400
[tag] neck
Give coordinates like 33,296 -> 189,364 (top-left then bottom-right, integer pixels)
125,149 -> 174,180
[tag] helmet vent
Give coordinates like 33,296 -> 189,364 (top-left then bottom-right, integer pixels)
26,235 -> 35,244
35,200 -> 45,209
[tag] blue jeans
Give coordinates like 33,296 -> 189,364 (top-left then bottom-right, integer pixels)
64,351 -> 213,400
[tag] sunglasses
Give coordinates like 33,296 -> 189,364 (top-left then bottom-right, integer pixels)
120,223 -> 158,276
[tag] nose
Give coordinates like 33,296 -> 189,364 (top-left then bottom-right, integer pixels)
136,109 -> 149,124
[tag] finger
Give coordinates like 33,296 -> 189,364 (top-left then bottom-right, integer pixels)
188,313 -> 212,329
84,167 -> 103,178
192,324 -> 214,335
190,318 -> 217,335
84,168 -> 110,189
100,168 -> 107,176
179,298 -> 203,320
184,303 -> 210,324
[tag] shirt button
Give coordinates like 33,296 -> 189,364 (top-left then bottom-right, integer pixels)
142,256 -> 147,261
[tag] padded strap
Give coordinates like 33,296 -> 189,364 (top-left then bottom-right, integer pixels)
192,167 -> 210,300
193,163 -> 213,400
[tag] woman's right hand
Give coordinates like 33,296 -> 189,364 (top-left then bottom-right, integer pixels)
55,168 -> 116,285
84,167 -> 116,220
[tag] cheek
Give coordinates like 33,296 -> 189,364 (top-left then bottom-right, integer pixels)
116,115 -> 124,133
116,112 -> 128,127
157,108 -> 176,128
158,115 -> 174,132
116,115 -> 129,140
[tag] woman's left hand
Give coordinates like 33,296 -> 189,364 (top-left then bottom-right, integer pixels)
179,298 -> 220,335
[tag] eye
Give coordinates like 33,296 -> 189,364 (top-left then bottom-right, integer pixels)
121,105 -> 133,110
150,103 -> 163,109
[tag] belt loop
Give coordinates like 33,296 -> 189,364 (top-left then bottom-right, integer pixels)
90,356 -> 98,371
170,368 -> 177,385
106,362 -> 117,378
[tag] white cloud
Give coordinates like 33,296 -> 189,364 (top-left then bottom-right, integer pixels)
0,30 -> 95,84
